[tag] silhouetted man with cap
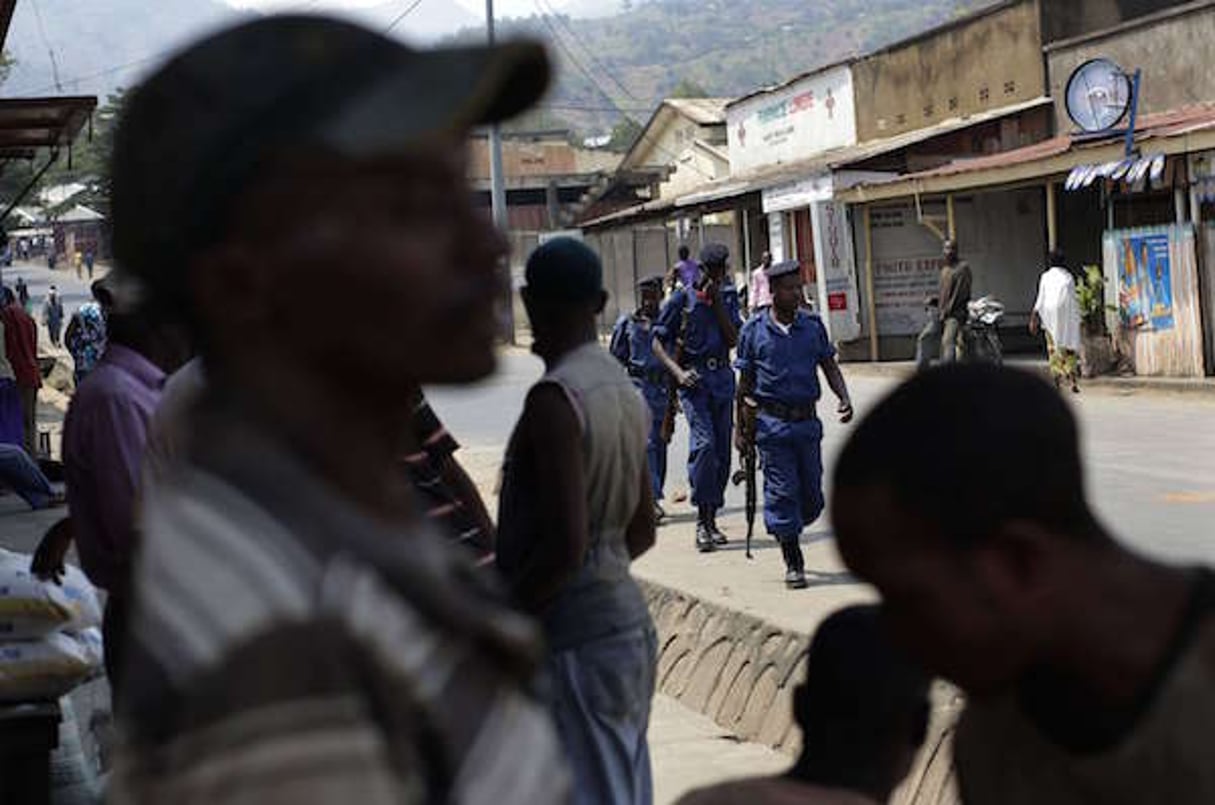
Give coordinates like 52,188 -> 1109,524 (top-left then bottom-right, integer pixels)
653,242 -> 742,552
833,365 -> 1215,803
736,260 -> 853,588
499,237 -> 658,805
679,605 -> 930,805
105,15 -> 568,804
611,272 -> 673,522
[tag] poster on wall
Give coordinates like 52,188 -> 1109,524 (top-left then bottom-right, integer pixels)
810,201 -> 861,342
873,256 -> 943,336
1116,231 -> 1174,331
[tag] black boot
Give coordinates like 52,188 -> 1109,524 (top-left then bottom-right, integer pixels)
782,542 -> 808,589
695,508 -> 716,553
709,511 -> 728,545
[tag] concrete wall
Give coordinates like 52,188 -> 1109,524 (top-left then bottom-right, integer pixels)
1040,0 -> 1197,43
660,143 -> 730,201
1047,2 -> 1215,131
852,1 -> 1046,142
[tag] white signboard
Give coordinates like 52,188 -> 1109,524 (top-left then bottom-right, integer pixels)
763,173 -> 833,214
727,64 -> 858,175
866,205 -> 944,336
767,213 -> 787,262
810,201 -> 862,342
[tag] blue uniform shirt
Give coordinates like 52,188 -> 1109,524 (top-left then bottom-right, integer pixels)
609,313 -> 665,376
653,285 -> 743,363
735,309 -> 836,406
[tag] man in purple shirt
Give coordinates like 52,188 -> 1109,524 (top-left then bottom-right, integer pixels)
668,244 -> 700,292
35,277 -> 187,688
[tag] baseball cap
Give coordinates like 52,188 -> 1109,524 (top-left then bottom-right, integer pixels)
637,273 -> 665,289
111,14 -> 550,316
525,238 -> 603,303
699,243 -> 729,268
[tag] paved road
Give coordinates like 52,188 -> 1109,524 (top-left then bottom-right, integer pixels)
2,259 -> 101,321
428,348 -> 1215,567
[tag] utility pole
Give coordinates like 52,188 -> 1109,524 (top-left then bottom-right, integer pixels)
487,0 -> 514,343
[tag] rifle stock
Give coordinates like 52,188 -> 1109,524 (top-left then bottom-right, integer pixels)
659,304 -> 690,444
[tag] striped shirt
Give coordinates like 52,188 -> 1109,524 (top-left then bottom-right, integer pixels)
403,391 -> 492,559
112,400 -> 569,805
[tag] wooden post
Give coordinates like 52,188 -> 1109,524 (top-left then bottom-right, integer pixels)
863,205 -> 879,362
946,193 -> 956,240
1046,180 -> 1058,249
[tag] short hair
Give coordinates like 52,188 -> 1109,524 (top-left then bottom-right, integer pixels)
1048,248 -> 1067,268
678,245 -> 690,260
798,606 -> 929,771
834,365 -> 1097,545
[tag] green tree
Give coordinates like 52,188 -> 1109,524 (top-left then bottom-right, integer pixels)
607,116 -> 643,152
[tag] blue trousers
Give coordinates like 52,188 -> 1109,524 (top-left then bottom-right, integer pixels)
0,442 -> 56,509
636,381 -> 669,501
547,625 -> 658,805
756,414 -> 824,543
679,369 -> 735,511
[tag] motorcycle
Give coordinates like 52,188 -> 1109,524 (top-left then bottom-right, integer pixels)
963,295 -> 1005,365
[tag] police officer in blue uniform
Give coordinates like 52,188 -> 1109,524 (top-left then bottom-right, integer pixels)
610,273 -> 671,522
653,243 -> 743,553
735,260 -> 854,588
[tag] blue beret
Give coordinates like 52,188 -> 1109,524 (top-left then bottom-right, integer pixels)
525,237 -> 604,302
765,259 -> 801,280
699,243 -> 729,267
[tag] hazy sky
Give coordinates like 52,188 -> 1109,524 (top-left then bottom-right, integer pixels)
227,0 -> 551,19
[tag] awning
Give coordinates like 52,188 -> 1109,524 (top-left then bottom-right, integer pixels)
839,104 -> 1215,203
0,97 -> 99,161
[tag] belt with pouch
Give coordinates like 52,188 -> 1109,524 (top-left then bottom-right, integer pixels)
759,400 -> 817,422
685,355 -> 729,372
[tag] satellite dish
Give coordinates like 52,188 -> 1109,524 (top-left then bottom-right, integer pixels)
1065,59 -> 1132,133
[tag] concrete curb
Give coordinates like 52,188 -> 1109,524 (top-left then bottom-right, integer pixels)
642,576 -> 964,805
841,360 -> 1215,396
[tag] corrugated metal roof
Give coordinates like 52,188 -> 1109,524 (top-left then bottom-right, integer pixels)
858,104 -> 1215,186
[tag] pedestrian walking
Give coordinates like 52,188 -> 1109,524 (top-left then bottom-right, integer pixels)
43,285 -> 64,347
653,242 -> 742,552
84,249 -> 95,280
735,260 -> 853,588
668,243 -> 700,292
1,287 -> 41,456
72,249 -> 83,280
499,237 -> 658,805
678,605 -> 930,805
748,251 -> 773,316
833,365 -> 1215,804
1031,248 -> 1082,393
14,276 -> 29,311
611,273 -> 672,522
65,282 -> 108,384
916,239 -> 971,368
104,16 -> 565,804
